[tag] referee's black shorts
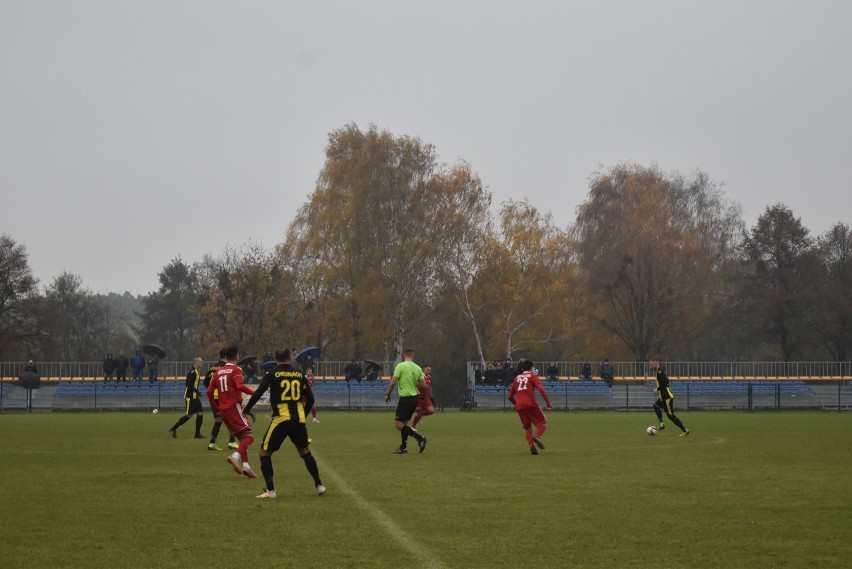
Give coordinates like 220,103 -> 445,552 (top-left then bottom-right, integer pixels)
395,396 -> 419,423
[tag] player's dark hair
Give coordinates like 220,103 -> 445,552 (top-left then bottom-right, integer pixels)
403,348 -> 415,356
520,358 -> 534,371
218,348 -> 227,358
224,345 -> 239,360
275,348 -> 291,362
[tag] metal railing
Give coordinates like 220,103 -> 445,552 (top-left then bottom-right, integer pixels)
0,360 -> 398,381
3,359 -> 852,389
468,360 -> 852,386
4,360 -> 852,381
467,379 -> 852,412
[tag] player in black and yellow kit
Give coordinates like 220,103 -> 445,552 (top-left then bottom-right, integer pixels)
168,357 -> 205,439
650,359 -> 690,436
243,348 -> 325,499
204,349 -> 238,451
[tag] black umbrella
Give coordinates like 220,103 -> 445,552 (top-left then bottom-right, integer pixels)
238,355 -> 257,367
364,360 -> 382,380
142,344 -> 167,359
295,346 -> 321,364
18,370 -> 40,390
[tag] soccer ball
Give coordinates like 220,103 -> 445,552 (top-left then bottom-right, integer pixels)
646,425 -> 657,436
152,409 -> 159,414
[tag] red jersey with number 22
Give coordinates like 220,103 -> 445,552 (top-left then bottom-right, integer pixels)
508,371 -> 552,410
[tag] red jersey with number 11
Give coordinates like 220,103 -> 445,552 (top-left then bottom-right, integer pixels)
206,362 -> 254,411
508,371 -> 552,410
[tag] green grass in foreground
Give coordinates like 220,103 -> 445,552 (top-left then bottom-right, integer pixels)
1,410 -> 851,569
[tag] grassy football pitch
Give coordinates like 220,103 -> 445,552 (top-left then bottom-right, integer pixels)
1,410 -> 850,568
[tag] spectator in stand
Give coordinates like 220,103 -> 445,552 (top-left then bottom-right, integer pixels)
260,352 -> 276,375
473,363 -> 485,385
115,350 -> 129,382
103,354 -> 116,381
580,362 -> 593,381
147,356 -> 159,383
243,359 -> 259,384
600,359 -> 615,388
344,360 -> 362,383
130,350 -> 145,381
503,359 -> 515,386
365,361 -> 381,381
546,363 -> 560,382
20,360 -> 39,390
484,363 -> 500,386
300,352 -> 315,374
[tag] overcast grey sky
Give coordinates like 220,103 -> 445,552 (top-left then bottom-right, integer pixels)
2,1 -> 850,296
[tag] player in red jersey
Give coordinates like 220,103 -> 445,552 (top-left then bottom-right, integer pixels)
206,345 -> 257,478
508,359 -> 553,455
305,367 -> 319,423
412,365 -> 434,430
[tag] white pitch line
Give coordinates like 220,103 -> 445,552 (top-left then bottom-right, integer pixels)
314,454 -> 448,569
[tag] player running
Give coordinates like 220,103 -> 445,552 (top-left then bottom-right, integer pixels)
411,365 -> 434,430
204,349 -> 238,451
206,345 -> 257,478
508,359 -> 553,455
168,357 -> 205,439
243,348 -> 325,499
650,359 -> 690,436
305,367 -> 319,423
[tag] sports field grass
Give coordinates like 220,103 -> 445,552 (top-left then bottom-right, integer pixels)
2,410 -> 850,568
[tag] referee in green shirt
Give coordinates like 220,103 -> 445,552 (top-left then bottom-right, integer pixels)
385,348 -> 429,454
